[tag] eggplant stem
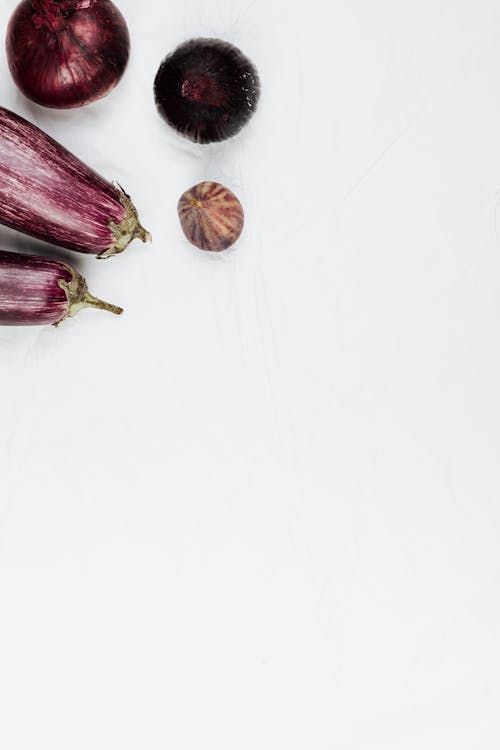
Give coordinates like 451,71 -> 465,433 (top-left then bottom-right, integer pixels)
99,182 -> 152,259
58,273 -> 123,322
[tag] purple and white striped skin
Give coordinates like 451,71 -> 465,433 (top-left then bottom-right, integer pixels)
0,250 -> 123,326
0,106 -> 151,258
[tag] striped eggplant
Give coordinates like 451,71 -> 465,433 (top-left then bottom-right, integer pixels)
0,250 -> 122,326
0,106 -> 151,259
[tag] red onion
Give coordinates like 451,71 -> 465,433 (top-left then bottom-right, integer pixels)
0,249 -> 122,326
0,106 -> 150,258
6,0 -> 130,109
154,38 -> 260,144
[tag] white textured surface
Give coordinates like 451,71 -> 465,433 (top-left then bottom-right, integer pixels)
1,0 -> 500,748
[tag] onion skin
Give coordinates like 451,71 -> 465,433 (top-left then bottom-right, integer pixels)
154,38 -> 260,144
6,0 -> 130,110
0,250 -> 123,326
0,106 -> 150,258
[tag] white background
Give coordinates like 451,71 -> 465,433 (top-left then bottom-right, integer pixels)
1,0 -> 500,747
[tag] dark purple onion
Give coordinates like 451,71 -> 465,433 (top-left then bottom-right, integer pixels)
0,106 -> 150,258
154,38 -> 260,144
6,0 -> 130,109
0,250 -> 122,326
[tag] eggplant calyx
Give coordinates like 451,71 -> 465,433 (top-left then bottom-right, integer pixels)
57,271 -> 123,323
100,182 -> 152,259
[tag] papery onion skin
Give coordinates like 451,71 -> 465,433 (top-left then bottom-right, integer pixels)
0,249 -> 122,326
154,38 -> 260,144
6,0 -> 130,109
0,106 -> 150,258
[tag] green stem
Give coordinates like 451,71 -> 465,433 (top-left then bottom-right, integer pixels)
58,272 -> 123,322
99,182 -> 152,259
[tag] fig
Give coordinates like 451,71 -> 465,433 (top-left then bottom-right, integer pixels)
177,181 -> 244,252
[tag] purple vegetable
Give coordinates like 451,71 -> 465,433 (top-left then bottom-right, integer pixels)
6,0 -> 130,110
0,250 -> 122,326
154,38 -> 260,144
0,106 -> 150,258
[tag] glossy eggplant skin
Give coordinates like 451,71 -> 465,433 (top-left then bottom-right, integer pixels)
0,250 -> 122,326
0,106 -> 150,258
